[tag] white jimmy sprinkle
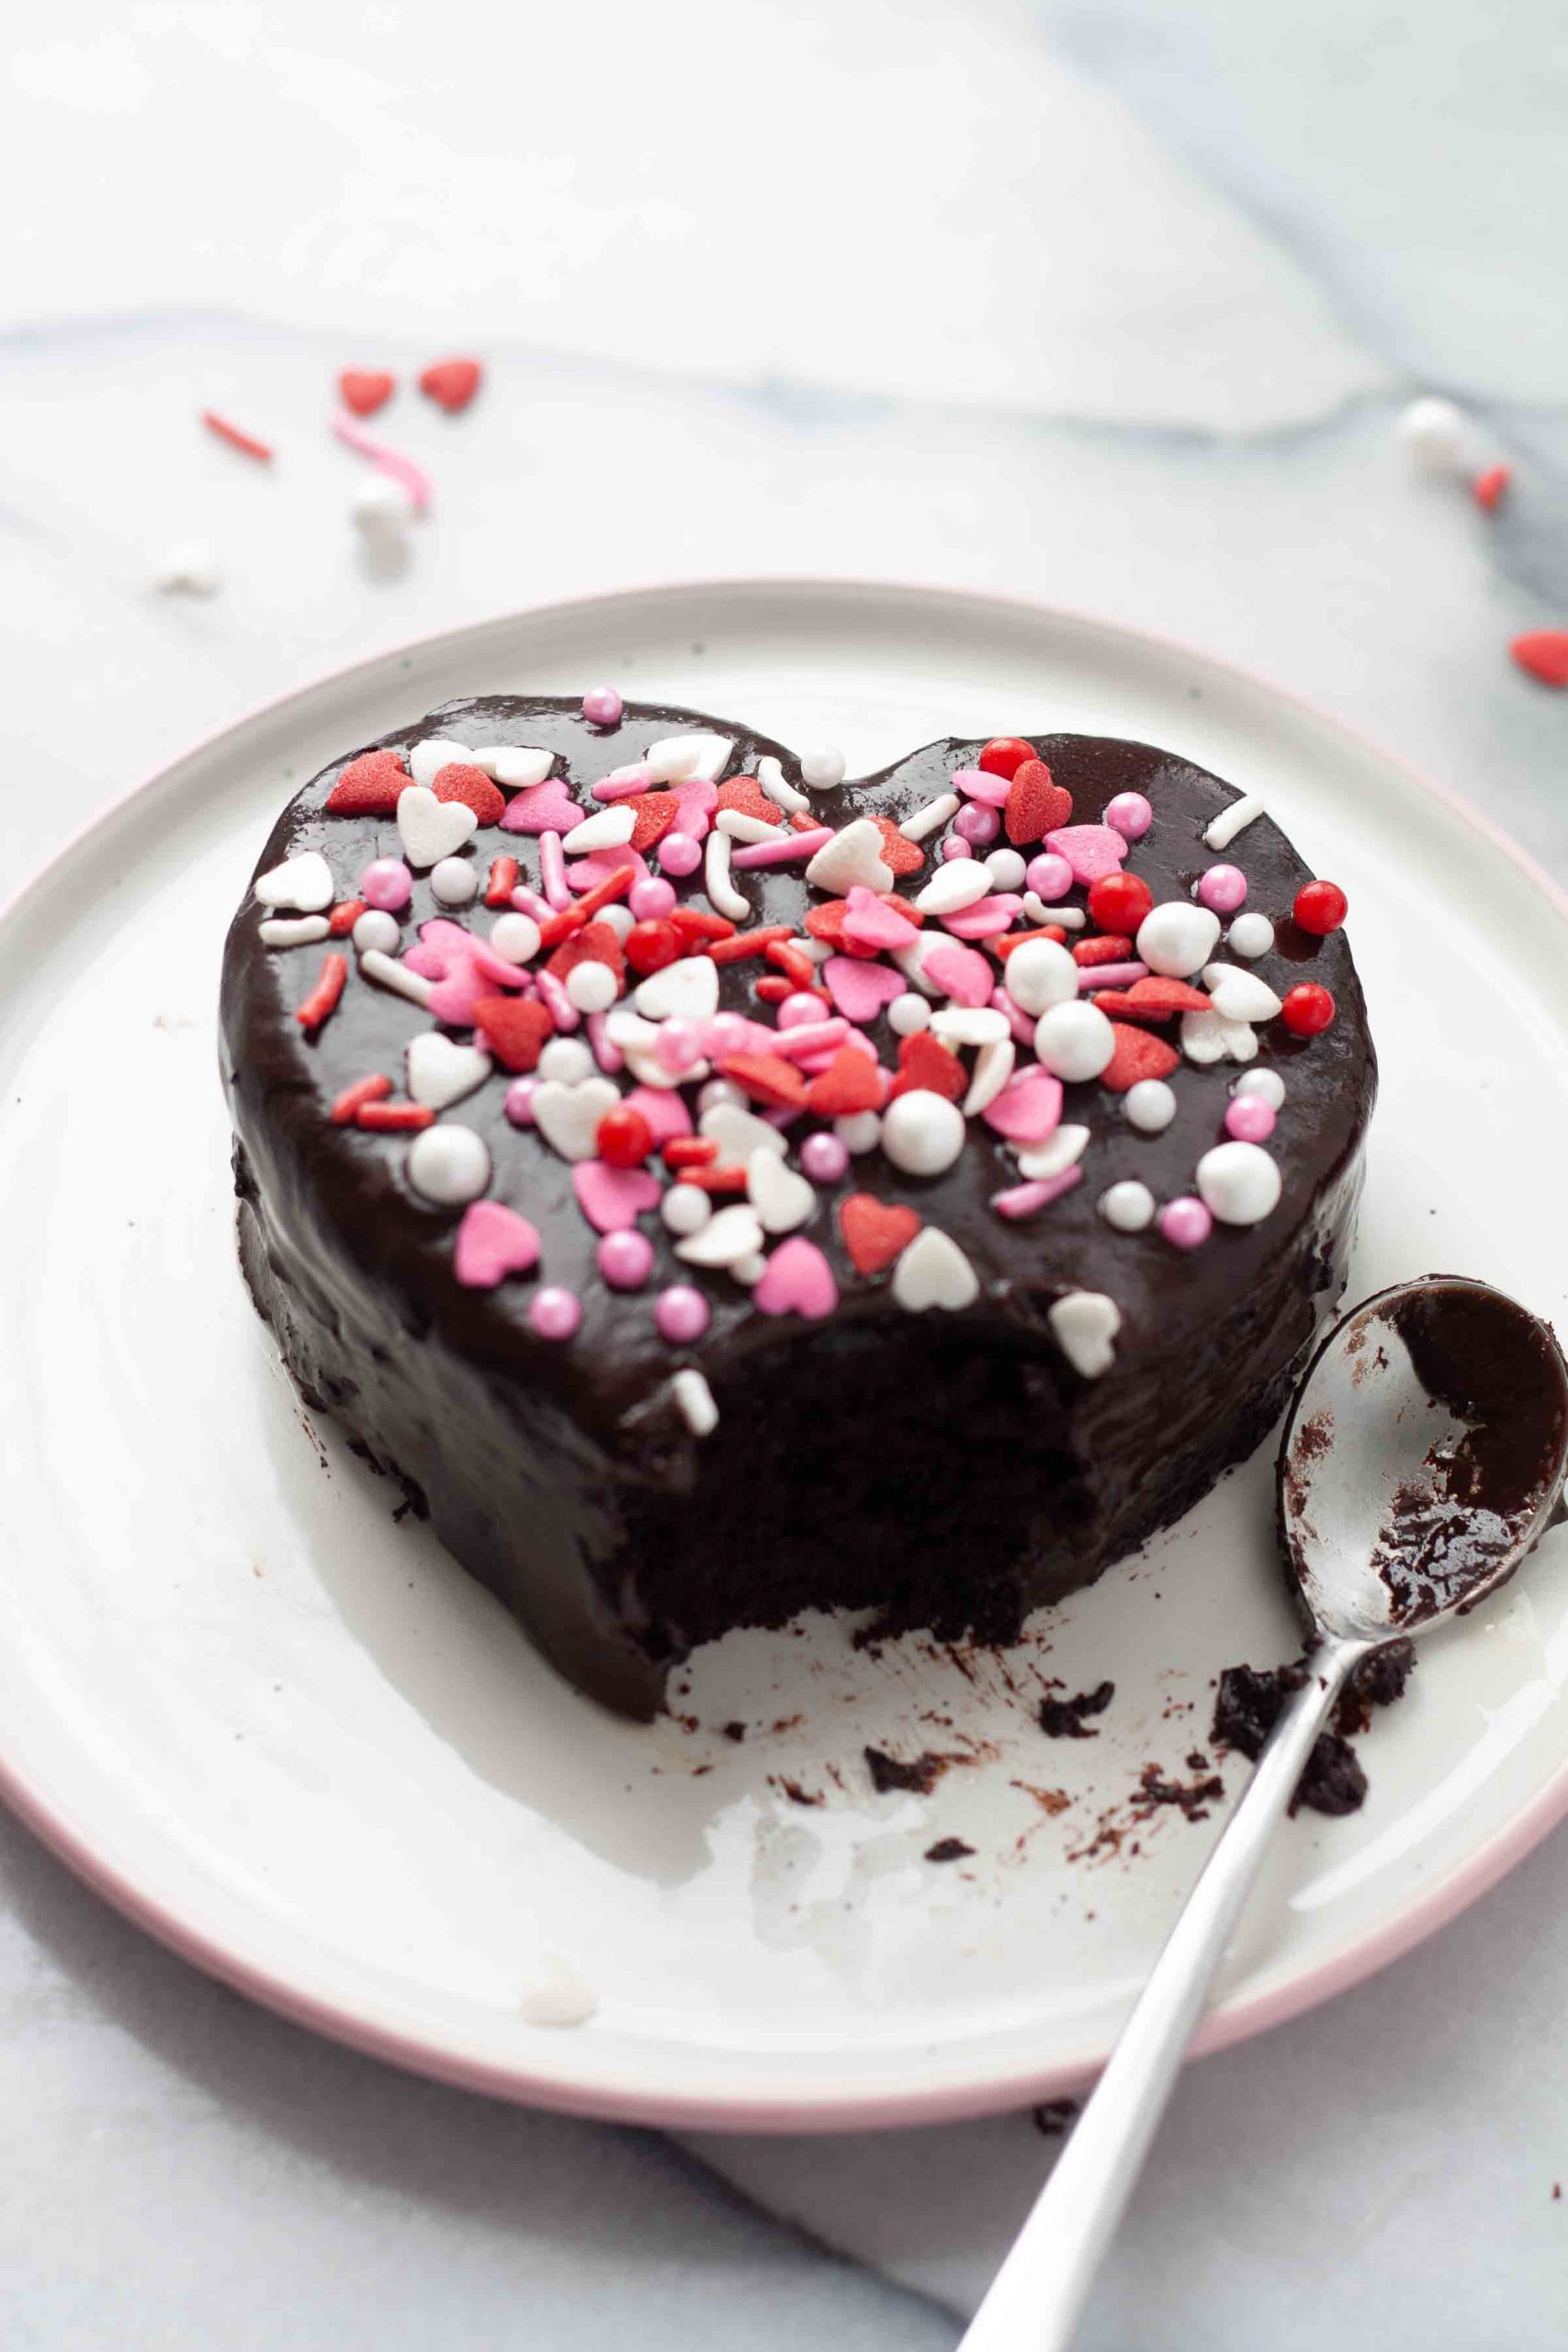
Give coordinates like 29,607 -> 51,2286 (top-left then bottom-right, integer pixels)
671,1368 -> 719,1437
705,828 -> 751,921
897,793 -> 961,842
755,754 -> 810,815
1202,795 -> 1266,853
358,949 -> 434,1009
258,915 -> 332,948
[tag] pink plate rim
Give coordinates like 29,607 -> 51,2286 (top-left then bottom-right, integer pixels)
1,573 -> 1564,2136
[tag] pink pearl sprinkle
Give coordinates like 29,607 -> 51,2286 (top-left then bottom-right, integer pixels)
629,876 -> 676,921
1224,1095 -> 1276,1143
801,1133 -> 851,1184
1025,853 -> 1073,901
529,1285 -> 582,1340
656,1019 -> 701,1073
504,1077 -> 538,1126
660,832 -> 702,877
597,1229 -> 654,1290
778,991 -> 828,1028
655,1284 -> 710,1344
1197,864 -> 1248,914
360,857 -> 412,911
582,684 -> 623,727
705,1012 -> 749,1058
1158,1197 -> 1213,1250
954,802 -> 1000,846
1104,792 -> 1154,841
941,834 -> 972,862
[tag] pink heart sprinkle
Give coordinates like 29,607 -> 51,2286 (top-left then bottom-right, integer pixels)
983,1072 -> 1064,1142
672,779 -> 718,840
453,1201 -> 541,1288
1044,824 -> 1128,885
625,1084 -> 692,1144
921,941 -> 993,1006
402,944 -> 448,981
426,956 -> 489,1026
572,1159 -> 661,1234
822,956 -> 906,1024
753,1237 -> 839,1321
951,766 -> 1011,808
566,847 -> 648,891
942,893 -> 1023,940
841,886 -> 919,952
418,918 -> 479,967
992,1167 -> 1083,1220
501,780 -> 582,835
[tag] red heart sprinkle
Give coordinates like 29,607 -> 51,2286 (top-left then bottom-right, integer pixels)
873,814 -> 925,876
716,776 -> 777,824
1004,759 -> 1073,844
889,1030 -> 966,1102
1100,1023 -> 1180,1092
624,793 -> 679,853
325,749 -> 409,815
432,762 -> 506,826
338,369 -> 395,417
1511,629 -> 1568,688
547,918 -> 626,986
419,356 -> 483,413
472,996 -> 554,1071
718,1052 -> 809,1109
839,1193 -> 921,1277
807,1047 -> 883,1117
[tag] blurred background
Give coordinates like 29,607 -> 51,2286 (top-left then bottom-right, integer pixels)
3,5 -> 1565,2347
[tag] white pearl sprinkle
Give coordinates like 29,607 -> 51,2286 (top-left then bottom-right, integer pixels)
538,1037 -> 595,1085
488,912 -> 541,965
1099,1180 -> 1156,1234
984,847 -> 1027,890
351,476 -> 418,533
881,1090 -> 965,1177
406,1125 -> 491,1205
596,901 -> 634,941
1397,394 -> 1474,479
1033,1001 -> 1115,1083
565,958 -> 618,1013
660,1183 -> 712,1237
1004,936 -> 1078,1017
430,855 -> 478,908
155,538 -> 220,595
1196,1140 -> 1282,1227
887,991 -> 931,1036
1123,1078 -> 1177,1133
352,910 -> 400,956
1234,1068 -> 1287,1110
697,1078 -> 747,1115
519,1955 -> 598,2029
1136,901 -> 1222,978
1227,911 -> 1275,960
798,744 -> 846,791
834,1111 -> 882,1155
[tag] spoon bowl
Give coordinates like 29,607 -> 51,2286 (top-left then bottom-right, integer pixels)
1281,1275 -> 1568,1646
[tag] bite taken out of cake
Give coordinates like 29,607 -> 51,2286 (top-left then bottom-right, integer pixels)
220,695 -> 1374,1718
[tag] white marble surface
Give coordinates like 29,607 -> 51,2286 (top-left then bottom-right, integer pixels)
2,2 -> 1566,2346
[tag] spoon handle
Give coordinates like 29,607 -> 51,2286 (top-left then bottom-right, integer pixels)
957,1632 -> 1371,2352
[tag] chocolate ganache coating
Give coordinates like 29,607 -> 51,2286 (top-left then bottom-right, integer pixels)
220,695 -> 1376,1718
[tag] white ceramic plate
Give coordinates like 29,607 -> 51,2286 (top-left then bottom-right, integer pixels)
2,581 -> 1564,2133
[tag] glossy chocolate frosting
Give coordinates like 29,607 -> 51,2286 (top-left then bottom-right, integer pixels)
221,695 -> 1375,1717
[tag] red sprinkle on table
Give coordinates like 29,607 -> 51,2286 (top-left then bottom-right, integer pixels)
330,1073 -> 392,1124
418,356 -> 483,413
355,1100 -> 434,1132
1510,630 -> 1568,688
1472,464 -> 1510,513
485,855 -> 520,907
201,411 -> 274,462
338,369 -> 395,418
1292,880 -> 1348,936
1280,982 -> 1337,1037
296,953 -> 348,1033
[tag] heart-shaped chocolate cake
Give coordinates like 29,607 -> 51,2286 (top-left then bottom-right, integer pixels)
221,695 -> 1374,1717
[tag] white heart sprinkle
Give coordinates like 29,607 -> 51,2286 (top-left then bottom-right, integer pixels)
963,1038 -> 1016,1116
254,851 -> 333,912
407,1033 -> 491,1111
747,1149 -> 816,1235
1015,1125 -> 1090,1181
805,819 -> 895,897
931,1005 -> 1010,1048
397,786 -> 479,870
635,956 -> 720,1023
645,732 -> 733,784
700,1102 -> 788,1161
530,1077 -> 619,1163
1179,1009 -> 1231,1065
915,858 -> 991,916
562,805 -> 637,854
410,738 -> 475,786
487,746 -> 553,788
259,915 -> 331,947
1203,965 -> 1282,1023
674,1204 -> 765,1268
1048,1291 -> 1122,1378
892,1227 -> 980,1313
798,745 -> 846,791
1219,1016 -> 1258,1063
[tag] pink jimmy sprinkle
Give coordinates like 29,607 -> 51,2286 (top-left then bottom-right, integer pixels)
510,884 -> 554,922
538,831 -> 571,910
467,938 -> 534,989
950,766 -> 1011,808
1077,960 -> 1147,991
992,1167 -> 1084,1219
770,1017 -> 852,1061
730,828 -> 833,870
588,1011 -> 624,1074
990,985 -> 1038,1047
592,763 -> 655,802
332,410 -> 434,510
535,968 -> 580,1031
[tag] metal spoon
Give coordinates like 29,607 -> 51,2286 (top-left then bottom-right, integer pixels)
960,1276 -> 1568,2352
